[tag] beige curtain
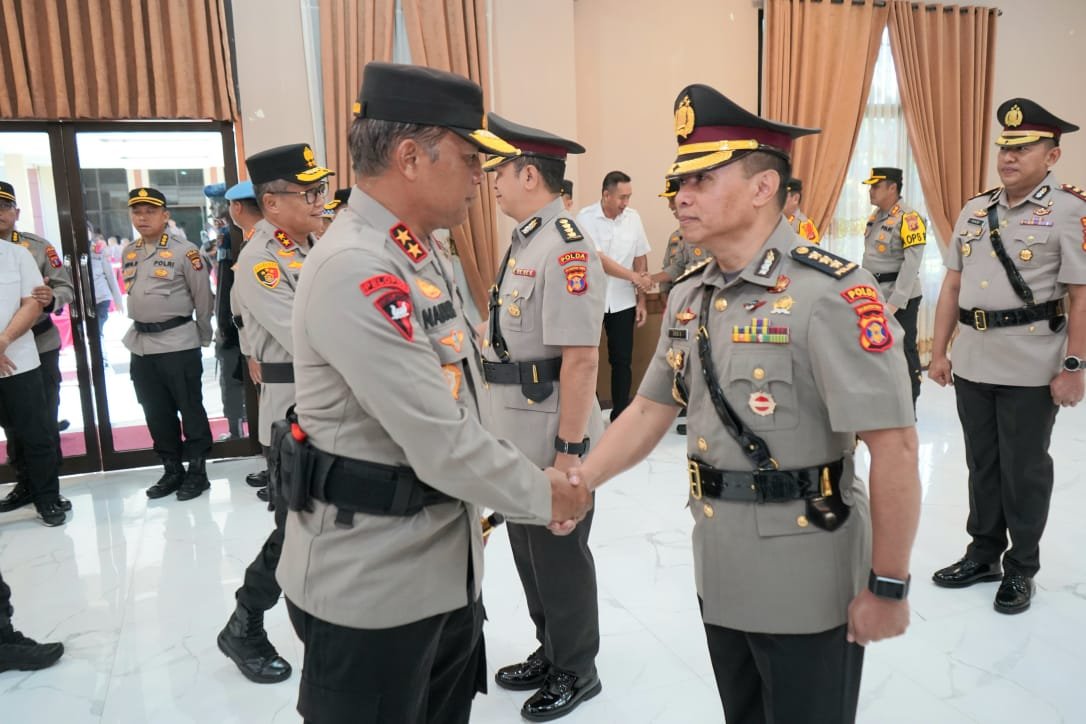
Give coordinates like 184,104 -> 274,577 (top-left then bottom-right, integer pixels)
318,0 -> 395,181
401,0 -> 499,318
889,3 -> 998,248
764,0 -> 890,231
0,0 -> 236,120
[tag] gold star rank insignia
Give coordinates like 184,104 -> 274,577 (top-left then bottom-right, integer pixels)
389,222 -> 428,262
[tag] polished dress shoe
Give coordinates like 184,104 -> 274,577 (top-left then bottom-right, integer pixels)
0,627 -> 64,672
246,470 -> 269,488
676,424 -> 687,436
256,486 -> 270,503
147,461 -> 185,499
0,485 -> 71,513
177,459 -> 211,501
932,558 -> 1002,588
522,670 -> 602,721
495,647 -> 550,691
217,602 -> 292,684
994,573 -> 1035,614
35,500 -> 67,527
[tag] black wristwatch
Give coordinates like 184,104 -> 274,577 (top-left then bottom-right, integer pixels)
868,570 -> 910,600
1062,355 -> 1085,373
554,436 -> 590,456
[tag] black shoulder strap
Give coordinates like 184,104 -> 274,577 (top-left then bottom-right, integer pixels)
985,205 -> 1034,305
695,287 -> 778,471
488,244 -> 514,363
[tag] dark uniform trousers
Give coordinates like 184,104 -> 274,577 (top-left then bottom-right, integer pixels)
602,307 -> 636,420
0,368 -> 60,504
507,503 -> 599,678
7,347 -> 62,480
703,613 -> 864,724
236,494 -> 287,611
894,296 -> 922,407
0,568 -> 13,627
286,596 -> 486,724
954,375 -> 1058,577
130,348 -> 212,462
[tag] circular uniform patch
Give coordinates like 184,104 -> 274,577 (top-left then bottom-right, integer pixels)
859,315 -> 893,353
749,391 -> 776,416
253,261 -> 281,289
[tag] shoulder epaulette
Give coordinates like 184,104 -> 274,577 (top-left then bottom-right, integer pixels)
790,245 -> 859,279
556,217 -> 584,243
673,258 -> 712,285
1059,184 -> 1086,203
970,185 -> 1001,200
388,222 -> 428,263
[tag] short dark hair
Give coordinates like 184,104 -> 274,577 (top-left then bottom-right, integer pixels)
348,117 -> 446,176
232,197 -> 260,216
253,179 -> 292,214
737,151 -> 791,210
511,156 -> 565,195
601,170 -> 631,194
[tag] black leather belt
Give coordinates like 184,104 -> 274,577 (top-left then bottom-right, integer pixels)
134,316 -> 193,333
232,314 -> 244,330
310,449 -> 455,518
958,299 -> 1063,331
687,458 -> 844,503
872,271 -> 899,283
31,317 -> 55,337
482,357 -> 561,385
260,361 -> 294,383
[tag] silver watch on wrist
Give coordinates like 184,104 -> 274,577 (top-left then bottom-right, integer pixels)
1062,355 -> 1085,373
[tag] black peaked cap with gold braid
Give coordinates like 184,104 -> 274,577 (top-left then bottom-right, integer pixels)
996,98 -> 1079,147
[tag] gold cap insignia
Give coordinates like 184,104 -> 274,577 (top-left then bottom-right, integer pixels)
303,145 -> 316,167
1005,104 -> 1023,128
138,188 -> 148,197
675,95 -> 696,139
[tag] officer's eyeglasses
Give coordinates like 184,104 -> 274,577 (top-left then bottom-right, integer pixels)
0,201 -> 15,211
270,182 -> 328,205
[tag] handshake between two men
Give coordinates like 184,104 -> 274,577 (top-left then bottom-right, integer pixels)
543,466 -> 594,536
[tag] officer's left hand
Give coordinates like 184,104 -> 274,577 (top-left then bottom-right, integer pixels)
31,284 -> 53,308
635,303 -> 647,328
846,588 -> 909,646
1050,370 -> 1085,408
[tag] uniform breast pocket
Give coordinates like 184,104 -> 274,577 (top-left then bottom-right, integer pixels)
429,327 -> 472,403
500,280 -> 536,334
1010,229 -> 1052,264
146,264 -> 177,291
724,349 -> 799,431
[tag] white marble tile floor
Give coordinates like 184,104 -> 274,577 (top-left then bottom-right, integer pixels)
1,379 -> 1084,723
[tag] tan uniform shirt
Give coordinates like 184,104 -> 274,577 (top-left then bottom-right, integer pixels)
277,188 -> 553,630
233,219 -> 311,445
862,201 -> 926,308
786,210 -> 821,246
3,231 -> 74,354
481,198 -> 606,465
660,227 -> 707,294
944,174 -> 1086,386
121,233 -> 214,355
639,218 -> 914,634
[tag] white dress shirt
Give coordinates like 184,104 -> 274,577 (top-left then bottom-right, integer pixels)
575,202 -> 651,313
0,242 -> 43,374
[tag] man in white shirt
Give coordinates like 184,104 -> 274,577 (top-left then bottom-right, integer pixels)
576,171 -> 651,420
0,239 -> 67,526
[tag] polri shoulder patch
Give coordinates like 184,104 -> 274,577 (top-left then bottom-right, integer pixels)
186,249 -> 203,271
790,246 -> 859,279
556,217 -> 584,243
389,222 -> 428,263
45,245 -> 62,269
673,258 -> 713,285
1059,184 -> 1086,203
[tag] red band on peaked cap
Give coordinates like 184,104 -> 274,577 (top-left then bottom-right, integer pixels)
1005,122 -> 1062,136
684,125 -> 795,154
513,140 -> 570,160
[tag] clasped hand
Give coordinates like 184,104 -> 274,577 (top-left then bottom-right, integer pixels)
544,466 -> 593,536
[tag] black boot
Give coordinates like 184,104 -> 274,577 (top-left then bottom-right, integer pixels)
146,459 -> 185,499
217,602 -> 292,684
0,624 -> 64,673
177,458 -> 211,501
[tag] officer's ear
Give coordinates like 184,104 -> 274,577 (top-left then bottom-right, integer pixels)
750,168 -> 782,211
1044,143 -> 1062,168
394,137 -> 428,181
521,162 -> 540,191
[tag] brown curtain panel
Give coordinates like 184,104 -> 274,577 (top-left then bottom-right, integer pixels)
764,0 -> 890,232
401,0 -> 499,318
0,0 -> 236,119
319,0 -> 395,182
889,3 -> 998,247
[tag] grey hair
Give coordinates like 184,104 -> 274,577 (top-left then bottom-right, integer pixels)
253,178 -> 294,214
349,117 -> 447,176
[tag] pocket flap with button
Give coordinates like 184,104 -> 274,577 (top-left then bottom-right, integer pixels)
722,350 -> 797,430
754,500 -> 825,537
1011,230 -> 1049,247
501,280 -> 535,332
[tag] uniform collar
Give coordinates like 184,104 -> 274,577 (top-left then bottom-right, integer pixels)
997,172 -> 1055,209
736,217 -> 797,289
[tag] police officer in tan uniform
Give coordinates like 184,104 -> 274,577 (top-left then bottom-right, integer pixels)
275,62 -> 591,724
861,167 -> 927,407
217,144 -> 330,685
569,84 -> 921,724
122,188 -> 214,501
784,177 -> 821,245
480,114 -> 606,720
0,181 -> 74,514
929,98 -> 1086,614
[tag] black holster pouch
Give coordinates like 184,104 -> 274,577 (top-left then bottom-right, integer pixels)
804,466 -> 850,532
270,406 -> 312,513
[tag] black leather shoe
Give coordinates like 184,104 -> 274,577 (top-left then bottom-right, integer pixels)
495,647 -> 550,691
522,670 -> 602,721
0,628 -> 64,672
36,501 -> 67,527
177,459 -> 210,501
256,486 -> 270,503
217,603 -> 292,684
676,424 -> 687,436
994,573 -> 1035,614
147,461 -> 185,499
932,558 -> 1002,588
0,484 -> 33,512
56,495 -> 72,512
246,470 -> 268,488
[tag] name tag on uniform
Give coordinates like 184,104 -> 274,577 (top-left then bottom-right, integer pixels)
968,217 -> 983,226
667,328 -> 689,340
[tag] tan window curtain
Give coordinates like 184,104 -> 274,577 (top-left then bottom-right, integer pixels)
318,0 -> 395,181
764,0 -> 890,232
401,0 -> 498,318
889,3 -> 998,247
0,0 -> 236,120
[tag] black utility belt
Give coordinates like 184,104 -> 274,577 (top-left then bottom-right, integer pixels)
959,299 -> 1064,331
134,316 -> 193,333
31,317 -> 55,337
259,361 -> 294,383
232,314 -> 244,330
688,458 -> 844,504
482,357 -> 561,385
872,271 -> 899,283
